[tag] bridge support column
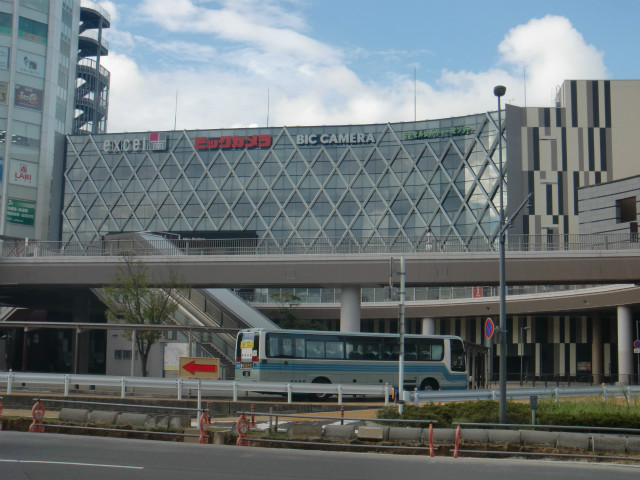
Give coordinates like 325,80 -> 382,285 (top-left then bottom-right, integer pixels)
72,295 -> 91,374
421,318 -> 435,335
340,286 -> 361,332
617,305 -> 633,385
591,315 -> 603,385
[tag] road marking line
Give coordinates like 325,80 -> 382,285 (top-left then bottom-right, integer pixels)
0,459 -> 143,469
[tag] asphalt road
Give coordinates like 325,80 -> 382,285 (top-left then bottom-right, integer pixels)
1,431 -> 639,480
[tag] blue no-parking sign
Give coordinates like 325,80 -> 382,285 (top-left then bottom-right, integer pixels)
484,317 -> 495,340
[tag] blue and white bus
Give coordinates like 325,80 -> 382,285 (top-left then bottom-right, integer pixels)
235,329 -> 467,398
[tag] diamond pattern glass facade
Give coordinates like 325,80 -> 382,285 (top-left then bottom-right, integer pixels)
61,112 -> 506,244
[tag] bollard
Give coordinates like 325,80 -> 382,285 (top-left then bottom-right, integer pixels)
340,405 -> 344,425
453,424 -> 461,458
0,398 -> 3,431
29,399 -> 45,433
236,413 -> 250,446
269,406 -> 274,433
428,423 -> 434,457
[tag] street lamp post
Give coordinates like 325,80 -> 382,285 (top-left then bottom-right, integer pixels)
494,85 -> 507,424
520,326 -> 530,385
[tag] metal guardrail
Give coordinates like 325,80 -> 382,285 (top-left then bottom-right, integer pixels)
4,372 -> 639,409
410,385 -> 640,405
0,372 -> 390,407
2,233 -> 640,257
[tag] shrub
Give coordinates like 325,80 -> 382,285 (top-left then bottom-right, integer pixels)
378,399 -> 640,428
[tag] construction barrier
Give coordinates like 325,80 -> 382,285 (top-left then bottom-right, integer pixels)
29,399 -> 45,433
453,424 -> 461,458
429,423 -> 434,457
198,403 -> 212,444
236,413 -> 250,446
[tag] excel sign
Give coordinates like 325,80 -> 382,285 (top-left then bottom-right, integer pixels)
6,198 -> 35,225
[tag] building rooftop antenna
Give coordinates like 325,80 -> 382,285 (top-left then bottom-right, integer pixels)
174,90 -> 178,130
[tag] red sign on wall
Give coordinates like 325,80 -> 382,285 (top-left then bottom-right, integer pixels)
195,134 -> 271,150
473,286 -> 483,298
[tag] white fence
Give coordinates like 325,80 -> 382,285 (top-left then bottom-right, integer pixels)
3,372 -> 640,408
0,372 -> 390,407
411,385 -> 640,405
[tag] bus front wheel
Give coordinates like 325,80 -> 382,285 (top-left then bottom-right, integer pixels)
420,379 -> 439,391
310,377 -> 332,401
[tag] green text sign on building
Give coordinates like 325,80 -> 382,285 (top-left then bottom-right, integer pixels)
7,198 -> 35,226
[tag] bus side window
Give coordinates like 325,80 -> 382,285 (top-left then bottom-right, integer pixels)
282,339 -> 293,358
405,342 -> 417,361
307,340 -> 325,359
291,338 -> 304,358
326,341 -> 344,359
346,341 -> 363,359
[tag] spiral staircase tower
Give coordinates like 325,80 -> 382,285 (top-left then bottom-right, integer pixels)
74,1 -> 110,134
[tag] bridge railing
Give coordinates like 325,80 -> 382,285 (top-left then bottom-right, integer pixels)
2,233 -> 640,257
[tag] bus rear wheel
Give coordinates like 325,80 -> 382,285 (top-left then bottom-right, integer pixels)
310,377 -> 332,401
420,379 -> 439,391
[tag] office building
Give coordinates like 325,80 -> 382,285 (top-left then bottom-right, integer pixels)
0,0 -> 109,241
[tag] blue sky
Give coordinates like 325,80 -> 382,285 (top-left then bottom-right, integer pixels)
98,0 -> 639,132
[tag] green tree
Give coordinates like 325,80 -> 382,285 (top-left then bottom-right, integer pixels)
269,291 -> 324,330
103,252 -> 182,377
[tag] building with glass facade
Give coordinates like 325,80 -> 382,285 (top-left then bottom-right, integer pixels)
0,0 -> 110,242
62,113 -> 505,243
0,0 -> 79,240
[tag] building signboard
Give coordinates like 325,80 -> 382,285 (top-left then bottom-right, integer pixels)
18,17 -> 47,44
0,81 -> 7,105
9,160 -> 38,187
194,134 -> 271,150
14,85 -> 43,111
103,132 -> 167,153
16,50 -> 45,77
402,126 -> 474,141
295,132 -> 376,146
6,198 -> 36,226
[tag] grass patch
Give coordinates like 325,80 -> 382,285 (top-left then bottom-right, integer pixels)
378,398 -> 640,428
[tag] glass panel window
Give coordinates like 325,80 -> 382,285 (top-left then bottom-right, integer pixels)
18,17 -> 48,44
0,12 -> 12,35
22,0 -> 49,12
12,120 -> 41,149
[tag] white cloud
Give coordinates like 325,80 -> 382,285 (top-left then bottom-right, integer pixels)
100,9 -> 611,132
498,15 -> 609,106
137,0 -> 339,64
98,1 -> 118,23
